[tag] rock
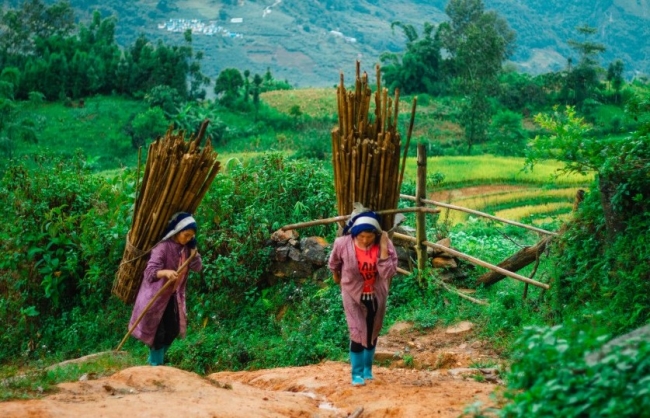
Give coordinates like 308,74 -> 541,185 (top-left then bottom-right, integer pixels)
445,321 -> 474,334
431,256 -> 457,269
269,259 -> 313,279
287,247 -> 302,262
271,229 -> 298,244
301,237 -> 329,266
388,321 -> 414,335
275,246 -> 290,262
585,324 -> 650,366
374,350 -> 401,362
427,237 -> 452,257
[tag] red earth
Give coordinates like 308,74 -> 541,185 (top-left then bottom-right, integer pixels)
0,321 -> 505,418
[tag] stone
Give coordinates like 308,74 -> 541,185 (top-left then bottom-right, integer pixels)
431,256 -> 457,269
301,237 -> 329,266
445,321 -> 474,334
270,228 -> 298,244
275,246 -> 290,262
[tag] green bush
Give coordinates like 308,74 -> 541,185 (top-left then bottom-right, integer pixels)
0,152 -> 133,362
502,324 -> 650,417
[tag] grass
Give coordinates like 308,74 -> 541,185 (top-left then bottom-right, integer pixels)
436,187 -> 581,225
261,88 -> 338,118
15,96 -> 146,171
0,351 -> 139,400
402,155 -> 593,188
495,202 -> 573,221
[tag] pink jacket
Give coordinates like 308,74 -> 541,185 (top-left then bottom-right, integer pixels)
328,234 -> 398,347
129,240 -> 202,347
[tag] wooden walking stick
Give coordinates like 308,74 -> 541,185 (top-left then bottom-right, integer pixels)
115,250 -> 197,351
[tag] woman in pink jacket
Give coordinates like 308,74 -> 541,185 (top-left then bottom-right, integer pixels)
129,212 -> 203,366
328,210 -> 398,386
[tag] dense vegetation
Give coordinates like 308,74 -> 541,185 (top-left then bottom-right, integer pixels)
1,0 -> 650,416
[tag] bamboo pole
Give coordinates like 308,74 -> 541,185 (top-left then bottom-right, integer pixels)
392,232 -> 549,289
279,207 -> 440,231
398,97 -> 417,194
415,143 -> 427,278
399,195 -> 558,236
425,241 -> 550,289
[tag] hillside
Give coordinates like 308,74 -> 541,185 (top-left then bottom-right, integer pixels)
27,0 -> 649,87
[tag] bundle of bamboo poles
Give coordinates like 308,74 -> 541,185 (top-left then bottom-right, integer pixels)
332,62 -> 417,231
112,121 -> 220,304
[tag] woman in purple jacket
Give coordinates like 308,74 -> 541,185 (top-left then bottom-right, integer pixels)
328,210 -> 398,385
129,212 -> 203,366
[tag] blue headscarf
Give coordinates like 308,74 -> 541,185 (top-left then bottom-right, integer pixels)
343,211 -> 382,237
161,212 -> 197,241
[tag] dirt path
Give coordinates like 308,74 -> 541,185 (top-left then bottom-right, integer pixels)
0,322 -> 503,418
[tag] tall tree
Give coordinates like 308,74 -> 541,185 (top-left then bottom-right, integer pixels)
0,0 -> 74,61
380,21 -> 442,95
214,68 -> 244,107
606,59 -> 625,103
437,0 -> 515,153
563,25 -> 606,107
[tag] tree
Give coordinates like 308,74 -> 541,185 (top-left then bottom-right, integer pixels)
487,110 -> 527,156
380,21 -> 442,94
251,73 -> 263,120
606,59 -> 625,103
563,25 -> 606,107
0,0 -> 74,60
0,68 -> 37,160
130,107 -> 169,149
214,68 -> 244,107
437,0 -> 515,153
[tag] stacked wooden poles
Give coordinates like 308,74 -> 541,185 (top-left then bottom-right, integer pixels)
332,62 -> 415,231
112,121 -> 220,304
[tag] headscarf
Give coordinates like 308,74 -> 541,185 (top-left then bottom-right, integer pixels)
343,211 -> 382,237
161,212 -> 197,241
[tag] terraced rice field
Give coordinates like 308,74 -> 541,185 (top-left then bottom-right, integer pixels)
430,184 -> 582,226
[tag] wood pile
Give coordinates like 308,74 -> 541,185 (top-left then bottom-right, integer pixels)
331,62 -> 416,231
112,122 -> 220,304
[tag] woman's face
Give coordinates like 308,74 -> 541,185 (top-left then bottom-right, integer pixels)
355,231 -> 377,248
174,229 -> 196,245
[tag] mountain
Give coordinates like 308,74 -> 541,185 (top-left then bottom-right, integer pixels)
10,0 -> 650,87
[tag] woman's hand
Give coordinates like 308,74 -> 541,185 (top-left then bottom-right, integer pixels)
379,231 -> 389,260
158,269 -> 178,282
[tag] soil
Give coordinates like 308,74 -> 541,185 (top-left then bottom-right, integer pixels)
0,322 -> 505,418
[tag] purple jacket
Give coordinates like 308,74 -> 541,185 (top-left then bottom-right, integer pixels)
328,234 -> 398,347
129,240 -> 202,346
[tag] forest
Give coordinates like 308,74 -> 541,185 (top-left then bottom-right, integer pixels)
1,0 -> 650,416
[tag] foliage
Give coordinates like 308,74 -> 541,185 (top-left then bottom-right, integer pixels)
0,351 -> 139,400
214,68 -> 244,107
527,106 -> 603,175
0,3 -> 205,101
129,106 -> 169,148
487,110 -> 527,156
439,0 -> 516,153
502,324 -> 650,417
191,153 -> 337,320
0,152 -> 134,362
380,21 -> 442,95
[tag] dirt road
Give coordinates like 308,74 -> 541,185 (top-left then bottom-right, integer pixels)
0,322 -> 503,417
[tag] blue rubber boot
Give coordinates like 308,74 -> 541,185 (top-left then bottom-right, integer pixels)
350,350 -> 365,386
363,347 -> 376,380
148,347 -> 165,366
